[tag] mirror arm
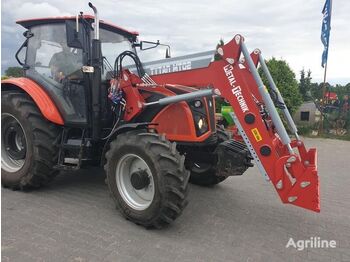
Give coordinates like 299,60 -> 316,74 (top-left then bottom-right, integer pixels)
15,39 -> 28,66
134,40 -> 171,58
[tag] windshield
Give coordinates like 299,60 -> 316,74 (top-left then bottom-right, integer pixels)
100,28 -> 134,79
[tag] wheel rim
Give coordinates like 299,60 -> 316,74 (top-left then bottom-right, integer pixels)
116,153 -> 155,211
1,113 -> 27,172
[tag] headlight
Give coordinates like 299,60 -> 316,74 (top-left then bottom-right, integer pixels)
198,118 -> 204,129
197,117 -> 208,131
190,98 -> 209,136
194,100 -> 202,108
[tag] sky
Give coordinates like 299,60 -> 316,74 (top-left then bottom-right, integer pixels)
1,0 -> 349,84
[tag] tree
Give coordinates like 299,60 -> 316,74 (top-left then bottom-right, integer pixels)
258,57 -> 303,114
214,39 -> 224,61
299,69 -> 306,98
305,70 -> 312,100
5,67 -> 24,77
331,83 -> 350,100
214,39 -> 228,112
299,69 -> 313,101
310,82 -> 323,100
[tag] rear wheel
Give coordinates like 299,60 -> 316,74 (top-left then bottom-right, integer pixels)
1,91 -> 60,189
105,130 -> 189,228
188,126 -> 230,186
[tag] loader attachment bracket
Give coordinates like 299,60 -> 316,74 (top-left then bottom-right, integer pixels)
214,35 -> 320,212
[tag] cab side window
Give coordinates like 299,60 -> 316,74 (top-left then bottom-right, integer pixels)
27,24 -> 83,83
26,23 -> 87,124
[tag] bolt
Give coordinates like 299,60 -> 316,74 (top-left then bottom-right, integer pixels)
217,47 -> 224,56
287,156 -> 297,163
276,180 -> 283,189
226,58 -> 235,64
300,181 -> 311,188
235,35 -> 241,44
304,161 -> 310,166
286,163 -> 291,168
288,196 -> 298,203
214,89 -> 221,96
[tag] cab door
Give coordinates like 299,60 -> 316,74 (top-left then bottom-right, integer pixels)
25,22 -> 88,126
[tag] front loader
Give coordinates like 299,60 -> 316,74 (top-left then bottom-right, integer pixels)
1,3 -> 319,228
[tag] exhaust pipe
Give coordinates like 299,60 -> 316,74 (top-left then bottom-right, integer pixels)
88,2 -> 99,39
88,2 -> 102,140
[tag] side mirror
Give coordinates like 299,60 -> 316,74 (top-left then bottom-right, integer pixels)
66,20 -> 83,49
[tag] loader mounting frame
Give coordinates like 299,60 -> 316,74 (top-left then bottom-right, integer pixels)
148,35 -> 320,212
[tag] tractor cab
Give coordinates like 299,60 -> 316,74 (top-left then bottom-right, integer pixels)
16,15 -> 139,126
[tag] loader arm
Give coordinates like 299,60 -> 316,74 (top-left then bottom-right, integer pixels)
151,35 -> 320,212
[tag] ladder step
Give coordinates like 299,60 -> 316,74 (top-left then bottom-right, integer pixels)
53,158 -> 80,171
56,130 -> 88,171
60,144 -> 81,150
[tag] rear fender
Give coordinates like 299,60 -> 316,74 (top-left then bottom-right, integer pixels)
1,77 -> 64,125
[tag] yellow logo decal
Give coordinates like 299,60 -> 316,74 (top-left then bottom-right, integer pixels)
251,128 -> 262,142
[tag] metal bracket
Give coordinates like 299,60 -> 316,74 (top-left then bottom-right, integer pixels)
229,112 -> 269,181
82,66 -> 94,73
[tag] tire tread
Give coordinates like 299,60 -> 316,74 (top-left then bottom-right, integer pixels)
1,91 -> 60,189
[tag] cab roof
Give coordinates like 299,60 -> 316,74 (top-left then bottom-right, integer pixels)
16,15 -> 139,40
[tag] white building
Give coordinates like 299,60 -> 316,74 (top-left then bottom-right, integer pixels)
293,101 -> 321,125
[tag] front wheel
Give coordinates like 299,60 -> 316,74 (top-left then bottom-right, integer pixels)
105,130 -> 189,228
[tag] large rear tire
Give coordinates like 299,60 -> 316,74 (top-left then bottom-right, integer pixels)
1,91 -> 60,189
188,126 -> 230,186
105,130 -> 190,228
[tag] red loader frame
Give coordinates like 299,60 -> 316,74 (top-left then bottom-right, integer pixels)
148,35 -> 320,212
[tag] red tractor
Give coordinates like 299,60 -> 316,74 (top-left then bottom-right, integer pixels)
1,3 -> 319,228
